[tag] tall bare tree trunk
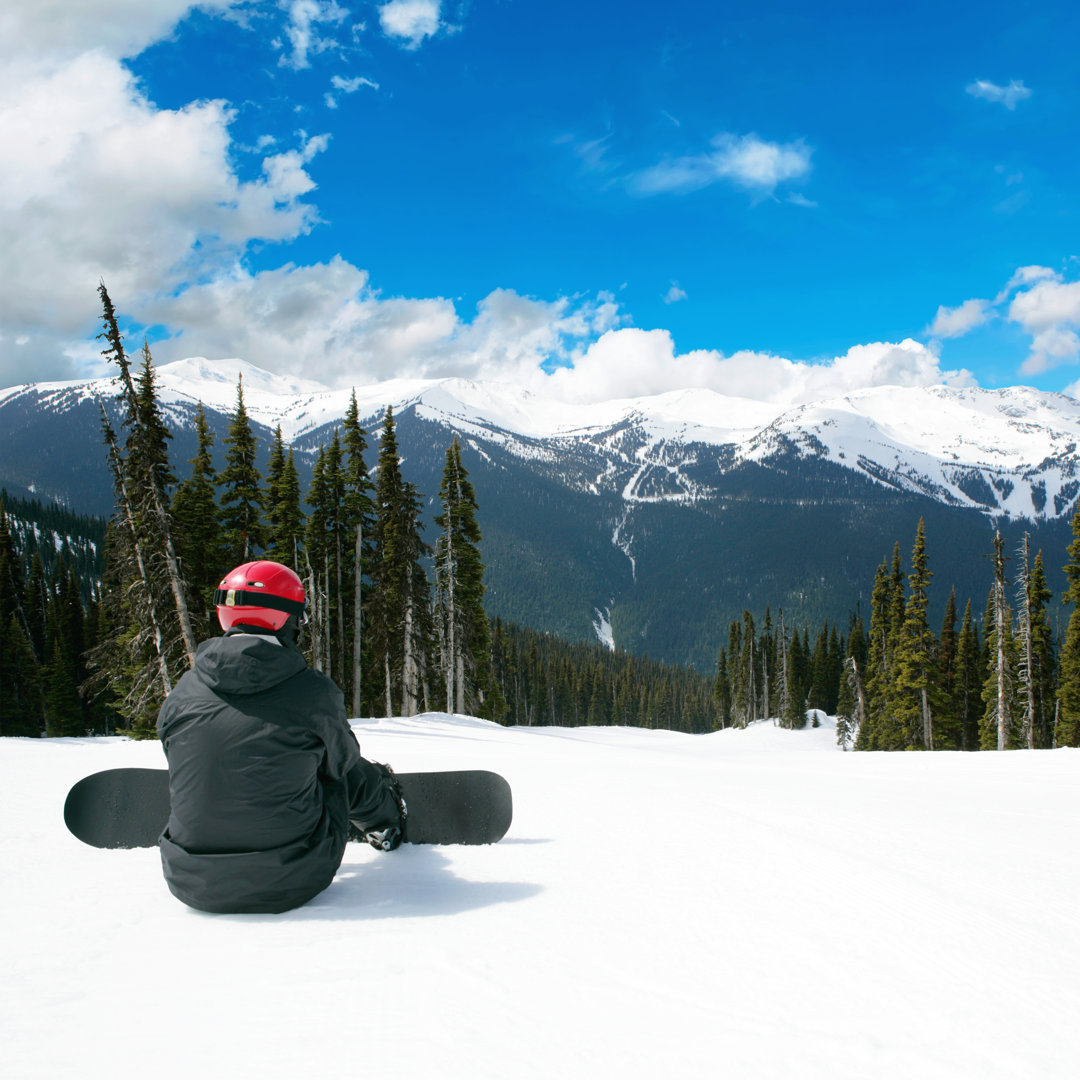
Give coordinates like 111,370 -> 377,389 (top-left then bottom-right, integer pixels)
1017,534 -> 1036,749
351,521 -> 363,717
402,591 -> 417,716
147,479 -> 197,667
100,401 -> 171,697
993,530 -> 1010,751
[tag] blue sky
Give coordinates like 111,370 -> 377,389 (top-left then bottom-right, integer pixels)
1,1 -> 1078,403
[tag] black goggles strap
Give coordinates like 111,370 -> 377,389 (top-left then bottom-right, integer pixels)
213,587 -> 306,618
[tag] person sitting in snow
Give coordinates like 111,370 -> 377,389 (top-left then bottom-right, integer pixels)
156,560 -> 406,914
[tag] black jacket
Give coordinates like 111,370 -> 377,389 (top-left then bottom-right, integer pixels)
157,632 -> 362,914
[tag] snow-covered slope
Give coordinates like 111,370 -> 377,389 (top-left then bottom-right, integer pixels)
5,357 -> 1080,519
4,714 -> 1079,1079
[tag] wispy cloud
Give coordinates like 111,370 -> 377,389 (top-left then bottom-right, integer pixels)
377,0 -> 445,50
325,73 -> 379,107
928,267 -> 1080,376
663,282 -> 687,304
965,78 -> 1032,110
926,298 -> 992,339
275,0 -> 348,70
633,132 -> 812,199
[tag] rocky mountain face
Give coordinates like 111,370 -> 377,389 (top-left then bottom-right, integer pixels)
3,358 -> 1078,671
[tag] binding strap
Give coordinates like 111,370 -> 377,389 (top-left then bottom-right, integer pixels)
213,588 -> 306,617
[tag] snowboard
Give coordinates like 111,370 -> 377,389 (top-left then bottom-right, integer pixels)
64,767 -> 512,850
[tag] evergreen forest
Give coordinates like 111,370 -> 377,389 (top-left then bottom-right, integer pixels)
6,285 -> 1080,750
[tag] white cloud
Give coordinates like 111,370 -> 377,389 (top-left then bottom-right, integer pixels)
538,331 -> 972,405
664,283 -> 687,305
141,259 -> 624,389
926,298 -> 992,339
634,132 -> 812,198
965,79 -> 1033,110
993,264 -> 1058,304
0,1 -> 242,68
0,45 -> 328,386
276,0 -> 348,70
926,266 -> 1080,377
331,74 -> 379,93
378,0 -> 444,50
325,73 -> 379,108
1009,274 -> 1080,373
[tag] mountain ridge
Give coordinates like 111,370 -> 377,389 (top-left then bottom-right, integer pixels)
4,358 -> 1079,670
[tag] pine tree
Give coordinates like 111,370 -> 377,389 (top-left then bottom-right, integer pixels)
981,531 -> 1016,750
435,437 -> 500,719
1056,506 -> 1080,746
219,375 -> 265,564
0,614 -> 44,736
836,655 -> 868,751
1028,551 -> 1056,748
304,440 -> 340,676
713,647 -> 732,729
171,403 -> 226,623
368,409 -> 433,716
342,393 -> 375,716
304,432 -> 348,684
1014,535 -> 1054,749
85,289 -> 196,731
858,556 -> 893,749
954,600 -> 983,750
129,340 -> 197,665
891,519 -> 937,749
265,425 -> 306,571
934,589 -> 961,748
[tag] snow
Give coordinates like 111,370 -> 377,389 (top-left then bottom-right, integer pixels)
4,713 -> 1080,1078
9,355 -> 1080,518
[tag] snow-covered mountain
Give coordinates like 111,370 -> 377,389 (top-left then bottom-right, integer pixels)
3,358 -> 1078,669
7,356 -> 1080,520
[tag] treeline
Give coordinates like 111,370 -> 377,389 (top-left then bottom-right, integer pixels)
715,516 -> 1080,750
0,286 -> 723,740
1,491 -> 105,601
0,500 -> 110,735
491,619 -> 716,732
1,286 -> 503,737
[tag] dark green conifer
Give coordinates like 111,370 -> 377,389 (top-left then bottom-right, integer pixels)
219,376 -> 265,564
435,437 -> 501,720
1056,506 -> 1080,745
171,403 -> 225,623
892,518 -> 937,749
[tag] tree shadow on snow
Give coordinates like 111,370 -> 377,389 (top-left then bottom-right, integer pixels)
256,845 -> 544,922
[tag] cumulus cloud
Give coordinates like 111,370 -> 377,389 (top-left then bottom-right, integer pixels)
377,0 -> 444,49
141,258 -> 624,389
926,298 -> 992,339
0,3 -> 334,387
993,264 -> 1058,304
930,266 -> 1080,377
538,331 -> 972,405
634,132 -> 812,198
0,1 -> 241,68
1010,274 -> 1080,374
0,51 -> 331,383
965,79 -> 1033,110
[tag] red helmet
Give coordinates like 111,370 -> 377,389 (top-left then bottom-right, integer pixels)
213,560 -> 306,633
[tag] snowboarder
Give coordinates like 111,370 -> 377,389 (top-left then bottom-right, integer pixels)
156,559 -> 406,914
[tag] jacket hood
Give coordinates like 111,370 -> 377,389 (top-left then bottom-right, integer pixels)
193,633 -> 308,696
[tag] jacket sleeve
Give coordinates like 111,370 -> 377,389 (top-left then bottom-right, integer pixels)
310,674 -> 363,781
